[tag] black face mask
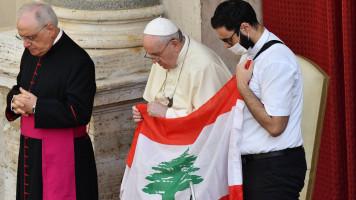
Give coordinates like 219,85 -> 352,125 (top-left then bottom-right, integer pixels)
239,31 -> 255,50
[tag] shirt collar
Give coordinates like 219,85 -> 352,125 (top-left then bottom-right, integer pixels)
53,28 -> 63,45
175,34 -> 189,67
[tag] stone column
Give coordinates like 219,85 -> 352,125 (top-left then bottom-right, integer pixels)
0,0 -> 164,199
201,0 -> 263,73
0,27 -> 26,200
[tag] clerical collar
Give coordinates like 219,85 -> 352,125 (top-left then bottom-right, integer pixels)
175,34 -> 189,65
53,28 -> 63,45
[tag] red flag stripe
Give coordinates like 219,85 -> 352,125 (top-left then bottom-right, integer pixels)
219,185 -> 243,200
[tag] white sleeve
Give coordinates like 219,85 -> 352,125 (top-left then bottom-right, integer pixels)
260,61 -> 295,116
166,108 -> 189,118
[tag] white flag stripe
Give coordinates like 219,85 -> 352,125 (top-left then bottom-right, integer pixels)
228,100 -> 244,186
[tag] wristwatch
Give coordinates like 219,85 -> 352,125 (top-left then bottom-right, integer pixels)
32,102 -> 36,114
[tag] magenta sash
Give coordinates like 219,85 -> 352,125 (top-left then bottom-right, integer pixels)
21,115 -> 86,200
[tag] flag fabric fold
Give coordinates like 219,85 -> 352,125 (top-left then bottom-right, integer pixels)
120,76 -> 244,200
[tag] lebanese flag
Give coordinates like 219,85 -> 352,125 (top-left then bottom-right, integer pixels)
120,76 -> 244,200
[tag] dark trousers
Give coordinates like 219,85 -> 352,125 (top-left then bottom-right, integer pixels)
242,146 -> 307,200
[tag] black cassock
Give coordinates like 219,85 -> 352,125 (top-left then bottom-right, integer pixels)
5,32 -> 98,200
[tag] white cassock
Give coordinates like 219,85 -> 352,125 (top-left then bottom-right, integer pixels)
143,35 -> 232,118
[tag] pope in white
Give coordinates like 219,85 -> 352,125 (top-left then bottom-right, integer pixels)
132,17 -> 232,120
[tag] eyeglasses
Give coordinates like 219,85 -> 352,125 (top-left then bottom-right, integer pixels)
220,31 -> 236,46
144,39 -> 174,62
15,24 -> 48,42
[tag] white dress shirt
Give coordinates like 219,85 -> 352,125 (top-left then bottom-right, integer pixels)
239,28 -> 304,154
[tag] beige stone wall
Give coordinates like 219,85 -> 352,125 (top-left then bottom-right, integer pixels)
0,0 -> 263,71
0,87 -> 21,200
201,0 -> 263,73
0,28 -> 24,200
0,0 -> 16,28
0,90 -> 4,200
162,0 -> 202,42
0,0 -> 31,28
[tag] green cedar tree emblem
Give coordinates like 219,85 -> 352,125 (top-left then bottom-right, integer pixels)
142,148 -> 203,200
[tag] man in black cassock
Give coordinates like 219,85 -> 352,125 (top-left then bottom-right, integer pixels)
5,2 -> 98,200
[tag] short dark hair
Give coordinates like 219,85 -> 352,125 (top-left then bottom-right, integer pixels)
211,0 -> 259,32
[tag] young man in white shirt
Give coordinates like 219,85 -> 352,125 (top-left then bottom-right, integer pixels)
211,0 -> 307,199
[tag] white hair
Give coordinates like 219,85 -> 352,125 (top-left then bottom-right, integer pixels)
17,1 -> 58,28
156,29 -> 183,45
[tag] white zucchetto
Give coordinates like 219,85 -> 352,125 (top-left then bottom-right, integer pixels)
143,17 -> 179,36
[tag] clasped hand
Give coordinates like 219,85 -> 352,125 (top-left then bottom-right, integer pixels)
12,87 -> 37,116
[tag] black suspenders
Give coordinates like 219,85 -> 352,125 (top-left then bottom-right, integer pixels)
253,40 -> 284,60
